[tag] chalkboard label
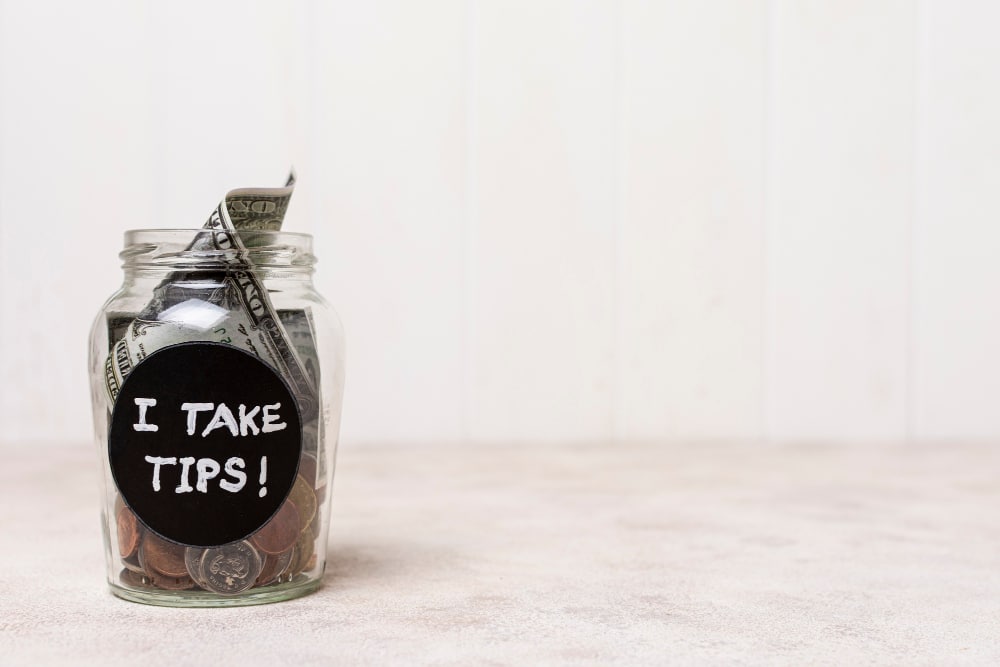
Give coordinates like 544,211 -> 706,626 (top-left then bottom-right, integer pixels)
109,342 -> 302,547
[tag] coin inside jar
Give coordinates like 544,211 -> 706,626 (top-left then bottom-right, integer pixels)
304,553 -> 317,572
149,573 -> 196,590
308,510 -> 321,539
121,552 -> 144,574
119,568 -> 148,588
298,454 -> 318,489
288,475 -> 317,531
139,534 -> 188,578
256,549 -> 294,586
116,506 -> 141,558
290,531 -> 315,576
251,500 -> 300,555
199,541 -> 262,595
184,547 -> 209,589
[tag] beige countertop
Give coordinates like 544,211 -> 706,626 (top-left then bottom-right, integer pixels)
1,440 -> 998,665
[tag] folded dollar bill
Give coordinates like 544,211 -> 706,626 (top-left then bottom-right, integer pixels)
104,174 -> 319,423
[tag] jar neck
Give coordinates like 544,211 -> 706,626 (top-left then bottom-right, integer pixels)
122,265 -> 315,284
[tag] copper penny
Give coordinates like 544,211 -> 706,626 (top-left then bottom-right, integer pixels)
288,475 -> 317,532
119,568 -> 148,588
298,454 -> 318,489
284,546 -> 299,581
139,534 -> 188,578
291,532 -> 315,576
116,506 -> 141,558
308,509 -> 321,539
149,573 -> 196,590
251,500 -> 300,555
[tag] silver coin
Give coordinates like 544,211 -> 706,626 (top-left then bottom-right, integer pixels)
199,541 -> 262,595
184,547 -> 210,589
256,549 -> 294,587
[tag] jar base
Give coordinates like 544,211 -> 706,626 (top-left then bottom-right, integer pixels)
108,576 -> 322,607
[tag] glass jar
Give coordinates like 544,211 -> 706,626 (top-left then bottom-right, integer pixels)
88,229 -> 344,607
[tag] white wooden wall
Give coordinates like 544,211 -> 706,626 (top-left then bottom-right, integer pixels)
0,0 -> 997,446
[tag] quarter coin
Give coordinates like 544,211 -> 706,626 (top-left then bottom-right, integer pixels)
199,541 -> 262,595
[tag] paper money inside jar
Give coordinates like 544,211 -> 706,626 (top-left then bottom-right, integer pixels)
88,176 -> 345,607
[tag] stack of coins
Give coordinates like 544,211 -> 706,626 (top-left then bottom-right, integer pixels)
115,465 -> 323,595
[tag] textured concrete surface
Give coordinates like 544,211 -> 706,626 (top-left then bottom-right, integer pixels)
1,441 -> 999,665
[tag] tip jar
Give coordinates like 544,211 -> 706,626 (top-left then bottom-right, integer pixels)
88,228 -> 344,606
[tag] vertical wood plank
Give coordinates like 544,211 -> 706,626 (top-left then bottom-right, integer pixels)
312,1 -> 467,444
468,0 -> 617,442
766,0 -> 915,441
913,0 -> 1000,439
616,0 -> 766,440
0,1 -> 155,443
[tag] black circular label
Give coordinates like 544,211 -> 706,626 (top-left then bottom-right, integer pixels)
109,343 -> 302,547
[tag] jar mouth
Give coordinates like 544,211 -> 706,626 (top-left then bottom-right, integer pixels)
123,228 -> 313,240
121,229 -> 316,271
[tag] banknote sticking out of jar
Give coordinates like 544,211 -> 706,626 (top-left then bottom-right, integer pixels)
88,176 -> 345,607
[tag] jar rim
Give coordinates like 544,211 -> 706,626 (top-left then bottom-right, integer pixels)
123,228 -> 313,241
120,229 -> 316,271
